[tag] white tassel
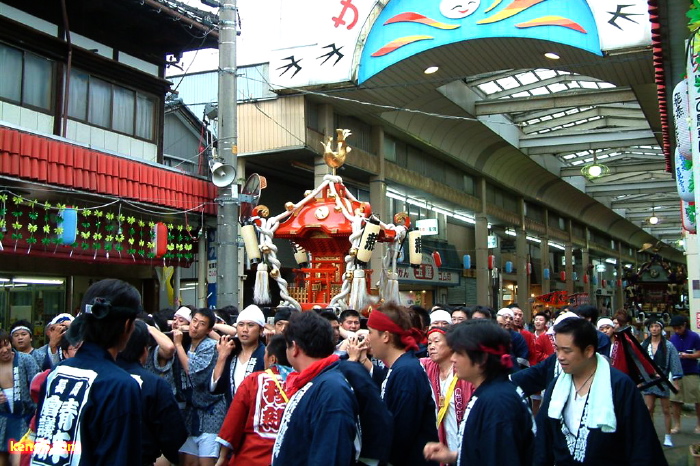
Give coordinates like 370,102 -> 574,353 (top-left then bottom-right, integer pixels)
254,263 -> 271,304
387,272 -> 400,304
349,269 -> 377,312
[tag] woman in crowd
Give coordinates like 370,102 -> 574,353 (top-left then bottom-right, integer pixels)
640,320 -> 682,447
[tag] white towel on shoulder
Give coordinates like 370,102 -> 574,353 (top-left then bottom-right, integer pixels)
548,353 -> 616,433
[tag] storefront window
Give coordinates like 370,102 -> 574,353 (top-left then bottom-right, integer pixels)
0,277 -> 66,345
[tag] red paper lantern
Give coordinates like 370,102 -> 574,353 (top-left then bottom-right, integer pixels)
432,251 -> 442,268
152,222 -> 168,258
583,274 -> 589,284
602,279 -> 607,289
488,255 -> 495,270
617,279 -> 622,287
559,271 -> 566,282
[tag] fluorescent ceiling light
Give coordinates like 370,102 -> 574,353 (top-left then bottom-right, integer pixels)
544,52 -> 560,60
14,277 -> 64,285
548,241 -> 566,250
424,66 -> 439,74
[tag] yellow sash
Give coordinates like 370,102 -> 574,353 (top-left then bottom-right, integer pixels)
266,368 -> 289,403
436,374 -> 459,427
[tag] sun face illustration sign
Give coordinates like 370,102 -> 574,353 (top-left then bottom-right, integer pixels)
268,0 -> 651,89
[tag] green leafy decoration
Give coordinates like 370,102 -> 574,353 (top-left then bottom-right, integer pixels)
27,224 -> 37,233
41,238 -> 51,246
26,237 -> 37,245
42,225 -> 50,234
12,196 -> 22,205
81,242 -> 90,250
28,212 -> 38,221
127,216 -> 136,224
82,209 -> 92,217
688,1 -> 700,31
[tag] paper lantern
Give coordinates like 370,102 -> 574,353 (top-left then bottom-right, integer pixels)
59,208 -> 77,244
675,148 -> 694,202
583,274 -> 589,284
617,279 -> 622,287
505,261 -> 513,273
432,251 -> 442,268
291,242 -> 309,267
682,201 -> 697,233
672,80 -> 692,159
463,254 -> 471,269
488,255 -> 495,270
356,217 -> 381,265
241,224 -> 261,264
559,271 -> 566,282
543,268 -> 550,280
151,222 -> 167,258
601,279 -> 607,289
408,230 -> 422,267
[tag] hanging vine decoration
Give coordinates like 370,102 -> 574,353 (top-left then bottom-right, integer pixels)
0,193 -> 196,263
11,196 -> 24,250
0,194 -> 6,249
26,199 -> 38,253
41,202 -> 52,249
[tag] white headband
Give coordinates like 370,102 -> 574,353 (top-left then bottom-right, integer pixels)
10,326 -> 31,336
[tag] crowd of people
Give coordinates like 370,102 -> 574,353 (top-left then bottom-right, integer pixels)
0,279 -> 688,465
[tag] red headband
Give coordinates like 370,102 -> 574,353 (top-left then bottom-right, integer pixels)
427,327 -> 446,336
368,311 -> 420,352
478,344 -> 513,369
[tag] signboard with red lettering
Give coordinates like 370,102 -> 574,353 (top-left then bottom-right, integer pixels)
397,253 -> 459,285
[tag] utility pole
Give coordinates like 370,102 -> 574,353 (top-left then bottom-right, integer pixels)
216,0 -> 239,308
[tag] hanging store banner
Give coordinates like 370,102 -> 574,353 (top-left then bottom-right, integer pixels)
270,0 -> 652,88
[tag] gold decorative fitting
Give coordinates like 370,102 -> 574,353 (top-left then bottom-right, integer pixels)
315,206 -> 330,220
304,190 -> 312,197
350,248 -> 358,256
255,205 -> 270,218
285,202 -> 295,211
394,212 -> 409,224
334,206 -> 342,212
270,268 -> 280,278
346,271 -> 354,280
321,129 -> 352,169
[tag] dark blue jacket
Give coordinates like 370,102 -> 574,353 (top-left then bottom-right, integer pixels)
117,358 -> 188,464
272,361 -> 359,465
382,351 -> 439,466
458,376 -> 534,466
338,359 -> 393,463
33,342 -> 142,466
